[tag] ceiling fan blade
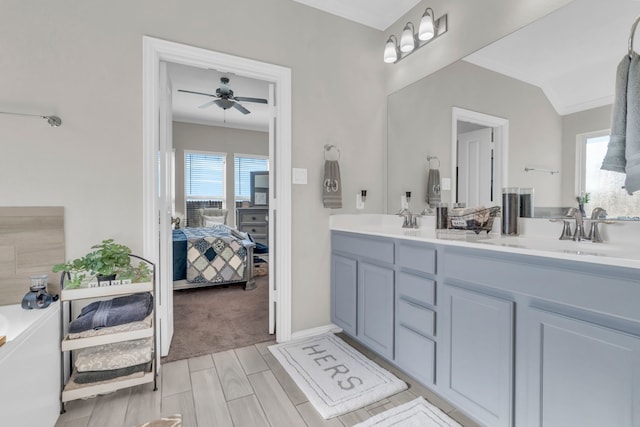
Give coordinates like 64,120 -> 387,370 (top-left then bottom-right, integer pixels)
233,103 -> 251,114
178,89 -> 217,98
233,96 -> 268,104
198,100 -> 217,109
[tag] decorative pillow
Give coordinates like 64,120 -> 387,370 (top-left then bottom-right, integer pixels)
202,215 -> 225,227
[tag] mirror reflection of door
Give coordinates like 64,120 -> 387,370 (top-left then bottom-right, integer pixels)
457,123 -> 494,207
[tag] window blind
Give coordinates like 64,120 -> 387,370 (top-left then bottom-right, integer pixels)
185,151 -> 225,199
235,155 -> 268,201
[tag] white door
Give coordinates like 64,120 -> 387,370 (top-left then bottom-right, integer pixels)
158,61 -> 174,356
268,83 -> 276,334
458,127 -> 494,207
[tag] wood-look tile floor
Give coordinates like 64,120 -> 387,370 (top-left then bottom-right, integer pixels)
55,336 -> 481,427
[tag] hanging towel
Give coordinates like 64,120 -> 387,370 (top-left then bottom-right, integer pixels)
426,168 -> 441,207
323,160 -> 342,208
602,54 -> 632,174
625,52 -> 640,194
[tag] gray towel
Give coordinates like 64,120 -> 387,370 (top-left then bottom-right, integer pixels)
625,52 -> 640,194
601,54 -> 631,174
323,160 -> 342,209
426,168 -> 441,207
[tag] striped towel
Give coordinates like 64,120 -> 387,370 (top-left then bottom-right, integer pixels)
323,160 -> 342,209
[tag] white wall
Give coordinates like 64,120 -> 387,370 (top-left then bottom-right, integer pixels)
0,0 -> 569,335
173,122 -> 268,226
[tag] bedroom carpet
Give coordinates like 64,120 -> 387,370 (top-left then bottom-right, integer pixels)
162,274 -> 271,363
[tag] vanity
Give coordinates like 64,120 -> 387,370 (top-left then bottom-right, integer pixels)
330,215 -> 640,427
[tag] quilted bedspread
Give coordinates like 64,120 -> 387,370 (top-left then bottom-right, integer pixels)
182,226 -> 248,283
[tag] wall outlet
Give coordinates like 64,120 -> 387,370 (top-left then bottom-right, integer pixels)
442,177 -> 451,191
292,168 -> 307,184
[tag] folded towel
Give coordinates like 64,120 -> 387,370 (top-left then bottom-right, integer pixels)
75,338 -> 153,371
602,54 -> 631,174
323,160 -> 342,209
426,168 -> 441,207
625,52 -> 640,194
73,362 -> 151,384
69,292 -> 153,333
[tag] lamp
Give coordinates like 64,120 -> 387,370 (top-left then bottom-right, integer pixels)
418,8 -> 435,41
383,6 -> 448,64
384,35 -> 400,63
400,22 -> 416,53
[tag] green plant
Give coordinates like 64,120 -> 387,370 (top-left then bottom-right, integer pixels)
576,192 -> 591,205
52,239 -> 137,286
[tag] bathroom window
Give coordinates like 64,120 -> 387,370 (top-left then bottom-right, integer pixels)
577,131 -> 640,219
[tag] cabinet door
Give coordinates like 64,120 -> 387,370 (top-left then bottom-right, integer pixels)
331,254 -> 357,336
357,261 -> 394,359
525,308 -> 640,427
440,284 -> 514,427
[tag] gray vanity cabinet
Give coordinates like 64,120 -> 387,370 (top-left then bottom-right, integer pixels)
525,307 -> 640,427
331,232 -> 395,359
439,284 -> 514,427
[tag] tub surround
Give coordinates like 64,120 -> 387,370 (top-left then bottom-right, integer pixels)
330,214 -> 640,426
0,302 -> 60,427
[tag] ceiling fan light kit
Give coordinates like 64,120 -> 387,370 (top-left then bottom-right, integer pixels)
178,76 -> 268,115
384,6 -> 448,64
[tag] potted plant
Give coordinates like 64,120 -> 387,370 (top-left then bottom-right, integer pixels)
53,239 -> 150,287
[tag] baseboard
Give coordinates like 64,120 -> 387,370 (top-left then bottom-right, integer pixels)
289,323 -> 342,341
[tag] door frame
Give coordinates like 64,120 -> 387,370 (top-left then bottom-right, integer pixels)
451,107 -> 509,206
142,36 -> 293,355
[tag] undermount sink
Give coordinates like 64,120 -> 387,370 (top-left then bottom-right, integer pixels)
477,235 -> 630,259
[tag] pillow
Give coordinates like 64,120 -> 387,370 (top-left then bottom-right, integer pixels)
202,214 -> 225,227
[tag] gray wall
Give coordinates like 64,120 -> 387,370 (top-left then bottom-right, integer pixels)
0,0 -> 569,334
560,105 -> 613,206
387,60 -> 563,212
173,122 -> 268,226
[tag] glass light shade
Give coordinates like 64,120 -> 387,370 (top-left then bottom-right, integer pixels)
418,10 -> 435,41
400,24 -> 415,53
383,38 -> 398,63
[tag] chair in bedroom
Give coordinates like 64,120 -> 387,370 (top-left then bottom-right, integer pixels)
196,208 -> 228,227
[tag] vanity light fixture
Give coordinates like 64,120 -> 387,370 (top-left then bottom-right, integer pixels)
383,6 -> 448,64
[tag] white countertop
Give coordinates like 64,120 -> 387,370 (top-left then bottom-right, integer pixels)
330,214 -> 640,270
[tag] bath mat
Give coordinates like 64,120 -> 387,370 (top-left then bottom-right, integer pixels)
135,414 -> 182,427
355,397 -> 461,427
269,333 -> 407,419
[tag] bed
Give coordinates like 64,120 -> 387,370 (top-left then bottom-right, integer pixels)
172,225 -> 256,290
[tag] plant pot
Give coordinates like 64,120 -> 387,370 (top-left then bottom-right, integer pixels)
97,274 -> 116,283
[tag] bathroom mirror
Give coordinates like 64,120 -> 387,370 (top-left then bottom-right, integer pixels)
387,0 -> 640,218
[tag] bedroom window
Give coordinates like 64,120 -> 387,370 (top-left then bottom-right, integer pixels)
185,150 -> 226,202
234,154 -> 268,203
576,130 -> 640,219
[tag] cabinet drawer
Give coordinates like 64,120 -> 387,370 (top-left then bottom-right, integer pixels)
396,325 -> 435,385
240,224 -> 267,235
397,242 -> 436,274
332,233 -> 394,264
238,210 -> 268,224
397,272 -> 436,306
398,299 -> 435,337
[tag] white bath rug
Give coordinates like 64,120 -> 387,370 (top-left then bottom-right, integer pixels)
269,333 -> 407,419
355,397 -> 462,427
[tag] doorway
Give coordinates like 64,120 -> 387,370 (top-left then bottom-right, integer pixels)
142,37 -> 292,356
451,107 -> 509,208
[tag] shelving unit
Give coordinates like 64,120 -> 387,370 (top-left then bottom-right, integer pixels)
59,255 -> 157,412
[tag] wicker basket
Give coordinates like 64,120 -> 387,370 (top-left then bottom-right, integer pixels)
447,206 -> 501,234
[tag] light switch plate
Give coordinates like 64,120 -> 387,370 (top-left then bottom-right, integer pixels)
292,168 -> 307,184
442,177 -> 451,191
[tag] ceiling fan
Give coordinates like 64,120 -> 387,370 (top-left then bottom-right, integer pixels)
178,77 -> 268,115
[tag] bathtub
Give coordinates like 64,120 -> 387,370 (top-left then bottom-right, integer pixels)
0,302 -> 60,427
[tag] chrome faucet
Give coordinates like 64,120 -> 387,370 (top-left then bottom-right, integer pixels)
565,207 -> 588,241
588,208 -> 608,243
397,208 -> 420,228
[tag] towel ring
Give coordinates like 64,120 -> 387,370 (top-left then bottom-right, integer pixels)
427,155 -> 440,169
629,15 -> 640,58
324,144 -> 340,160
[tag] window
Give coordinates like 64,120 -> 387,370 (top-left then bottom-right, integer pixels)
577,131 -> 640,219
185,150 -> 226,201
234,155 -> 268,203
